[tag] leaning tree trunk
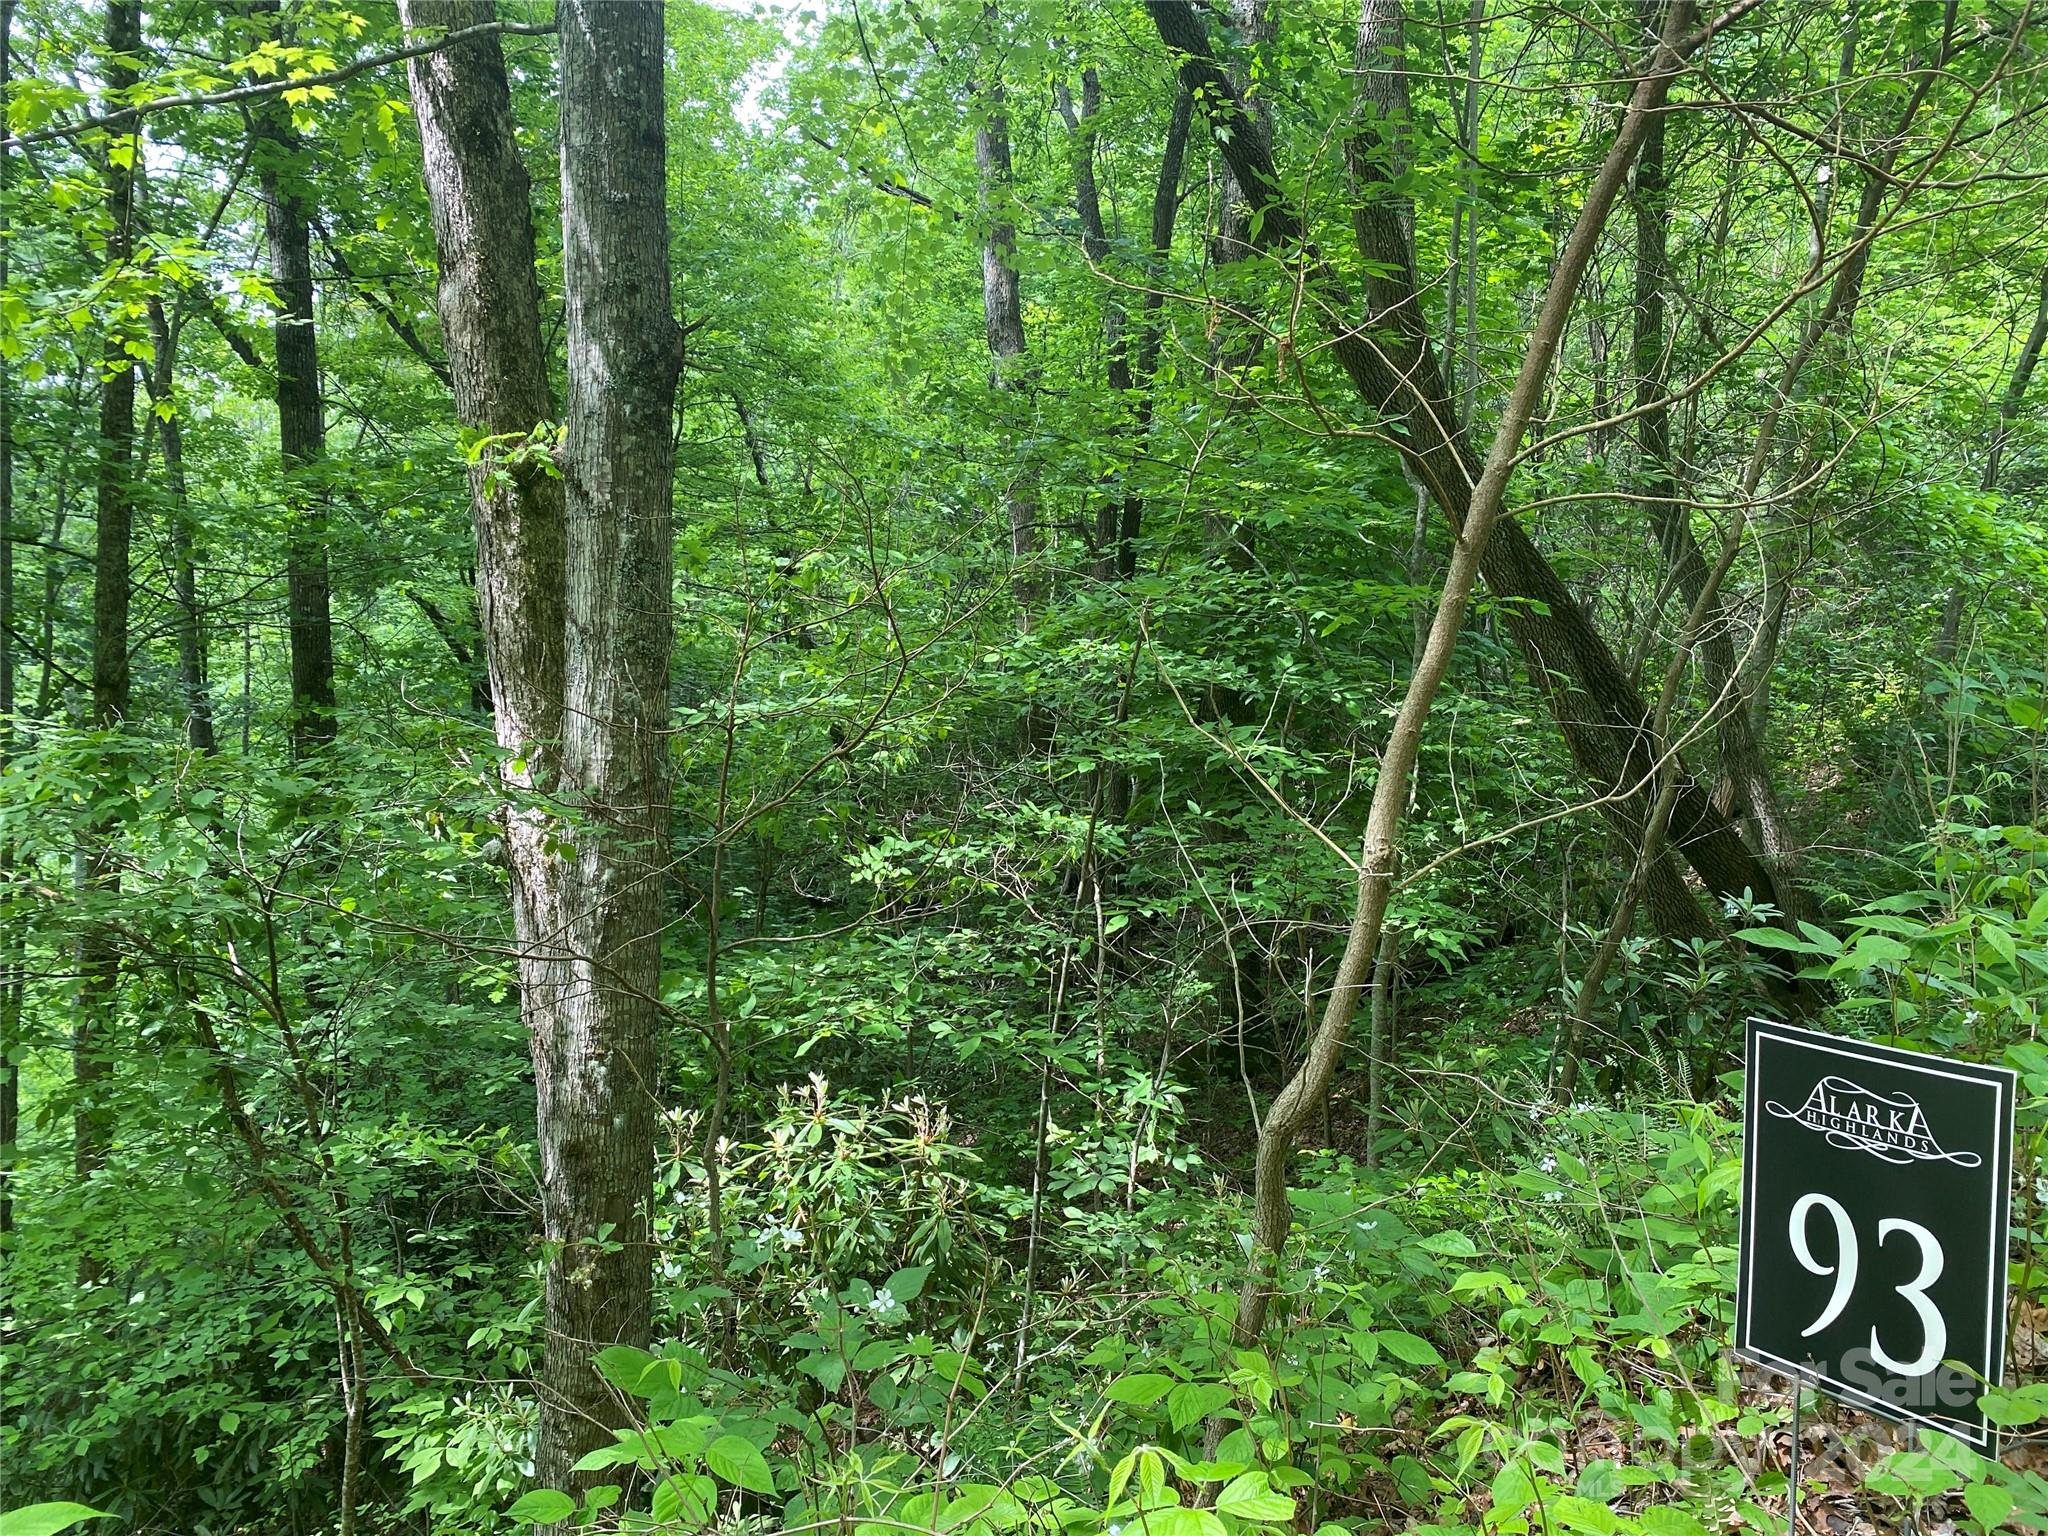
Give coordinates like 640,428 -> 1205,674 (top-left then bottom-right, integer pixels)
1149,0 -> 1702,1349
402,0 -> 680,1495
254,0 -> 337,759
1147,0 -> 1781,949
75,0 -> 142,1282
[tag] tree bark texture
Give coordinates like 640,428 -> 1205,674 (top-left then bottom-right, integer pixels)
974,33 -> 1040,628
1060,73 -> 1190,583
76,0 -> 142,1265
252,7 -> 338,759
1056,68 -> 1130,584
1119,86 -> 1193,582
1204,0 -> 1273,574
148,300 -> 217,753
403,0 -> 679,1496
1147,0 -> 1778,946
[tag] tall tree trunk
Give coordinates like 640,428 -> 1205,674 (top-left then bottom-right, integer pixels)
255,0 -> 337,758
402,0 -> 680,1495
1148,0 -> 1784,948
148,300 -> 216,752
1458,0 -> 1482,424
1119,86 -> 1192,582
33,375 -> 84,721
1364,485 -> 1431,1164
974,18 -> 1040,632
1057,67 -> 1122,396
75,0 -> 142,1279
1064,75 -> 1189,583
1204,0 -> 1273,574
1055,66 -> 1132,584
548,0 -> 678,1485
1624,30 -> 1802,918
1059,75 -> 1193,885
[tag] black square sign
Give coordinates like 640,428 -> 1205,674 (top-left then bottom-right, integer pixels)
1737,1018 -> 2015,1446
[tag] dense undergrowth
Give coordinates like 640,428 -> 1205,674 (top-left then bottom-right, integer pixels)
8,796 -> 2047,1535
7,2 -> 2048,1533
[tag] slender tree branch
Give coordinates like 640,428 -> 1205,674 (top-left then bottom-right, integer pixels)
4,20 -> 558,150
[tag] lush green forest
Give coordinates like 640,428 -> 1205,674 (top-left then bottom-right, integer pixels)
3,0 -> 2048,1531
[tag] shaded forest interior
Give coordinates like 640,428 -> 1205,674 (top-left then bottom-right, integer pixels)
3,1 -> 2048,1534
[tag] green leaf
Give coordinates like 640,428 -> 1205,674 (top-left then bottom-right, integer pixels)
1170,1460 -> 1250,1484
503,1489 -> 576,1525
1375,1329 -> 1443,1367
1524,1439 -> 1567,1476
946,1485 -> 1027,1532
571,1422 -> 707,1472
0,1508 -> 116,1536
1736,926 -> 1831,954
1833,935 -> 1912,971
800,1352 -> 848,1393
705,1433 -> 775,1495
1141,1509 -> 1227,1536
1979,1385 -> 2048,1426
594,1344 -> 663,1397
1550,1494 -> 1621,1533
1137,1449 -> 1168,1509
1214,1472 -> 1296,1523
1796,921 -> 1845,954
1636,1510 -> 1708,1536
1105,1372 -> 1174,1407
853,1337 -> 905,1371
1390,1455 -> 1431,1503
569,1442 -> 632,1473
1920,1430 -> 1987,1481
884,1263 -> 932,1302
1575,1460 -> 1625,1502
1490,1461 -> 1536,1516
1868,1451 -> 1957,1498
1961,1482 -> 2014,1528
1106,1448 -> 1138,1512
1167,1381 -> 1235,1432
653,1473 -> 719,1529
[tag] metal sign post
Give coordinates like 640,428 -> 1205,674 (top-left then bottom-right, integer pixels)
1737,1017 -> 2016,1451
1786,1386 -> 1801,1536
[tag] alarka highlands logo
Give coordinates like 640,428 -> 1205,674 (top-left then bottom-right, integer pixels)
1766,1075 -> 1982,1166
